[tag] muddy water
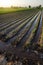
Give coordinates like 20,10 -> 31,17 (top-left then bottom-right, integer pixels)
16,12 -> 40,48
30,13 -> 42,44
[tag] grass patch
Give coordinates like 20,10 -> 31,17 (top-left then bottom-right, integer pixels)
0,7 -> 31,14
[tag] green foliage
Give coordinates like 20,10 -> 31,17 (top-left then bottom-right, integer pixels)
36,5 -> 42,9
0,7 -> 30,14
29,5 -> 31,8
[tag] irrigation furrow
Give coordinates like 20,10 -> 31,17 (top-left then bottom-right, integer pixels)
30,13 -> 42,45
0,16 -> 22,27
0,15 -> 33,40
2,15 -> 34,42
6,12 -> 39,44
0,11 -> 34,27
0,11 -> 29,25
0,15 -> 29,31
24,13 -> 41,48
16,12 -> 41,48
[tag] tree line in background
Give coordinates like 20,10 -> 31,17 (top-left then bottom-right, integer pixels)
29,5 -> 42,9
0,5 -> 42,9
11,5 -> 42,9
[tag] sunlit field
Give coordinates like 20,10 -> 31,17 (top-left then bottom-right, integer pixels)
0,7 -> 31,14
